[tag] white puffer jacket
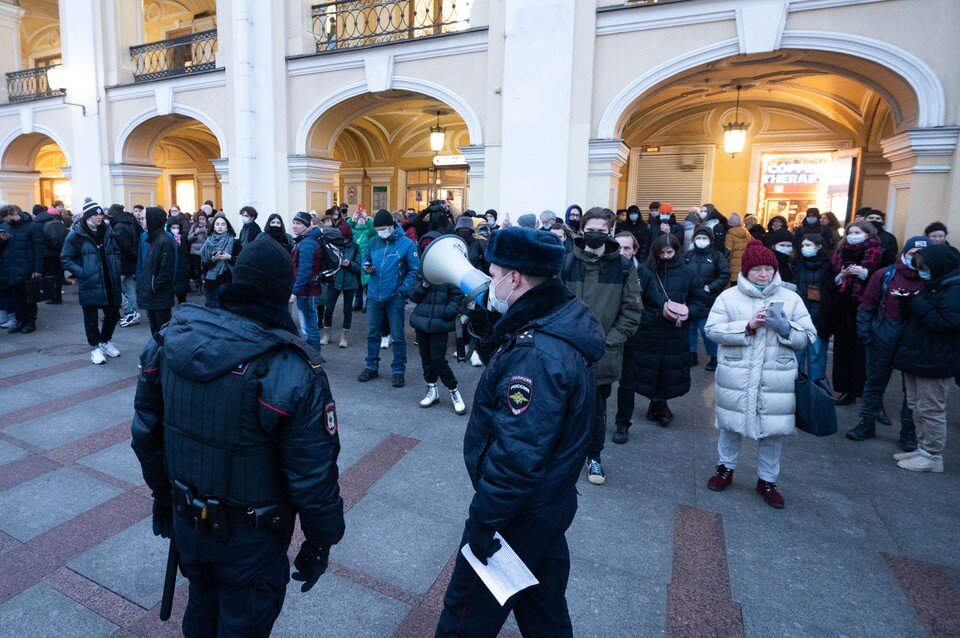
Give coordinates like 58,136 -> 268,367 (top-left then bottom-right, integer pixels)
705,274 -> 816,439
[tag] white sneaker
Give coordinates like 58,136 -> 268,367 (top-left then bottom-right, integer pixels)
420,384 -> 439,408
91,347 -> 106,365
893,449 -> 921,461
320,328 -> 330,346
897,448 -> 943,473
99,341 -> 120,358
122,312 -> 141,327
450,388 -> 466,415
1,317 -> 17,329
380,336 -> 390,349
470,351 -> 483,367
338,330 -> 348,348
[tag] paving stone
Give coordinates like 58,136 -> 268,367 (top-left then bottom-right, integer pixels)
77,440 -> 144,486
566,555 -> 667,638
0,467 -> 123,541
336,426 -> 387,472
0,583 -> 117,637
4,399 -> 133,450
0,363 -> 134,414
0,440 -> 28,467
69,517 -> 179,609
272,572 -> 410,637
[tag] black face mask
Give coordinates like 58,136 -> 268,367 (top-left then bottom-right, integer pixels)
568,219 -> 580,231
456,229 -> 473,240
870,220 -> 884,230
583,231 -> 608,249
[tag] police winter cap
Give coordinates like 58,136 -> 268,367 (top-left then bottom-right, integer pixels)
484,226 -> 565,277
232,235 -> 295,306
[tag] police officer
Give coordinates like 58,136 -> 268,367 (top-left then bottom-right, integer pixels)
132,236 -> 345,637
435,227 -> 605,637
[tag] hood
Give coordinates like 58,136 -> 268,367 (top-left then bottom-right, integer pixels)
736,271 -> 783,299
693,226 -> 714,241
112,210 -> 137,227
418,230 -> 442,253
767,216 -> 788,231
145,207 -> 167,235
4,212 -> 30,226
572,235 -> 621,260
493,278 -> 605,364
918,244 -> 960,281
564,205 -> 582,225
160,304 -> 291,382
516,214 -> 537,229
297,226 -> 324,243
322,226 -> 347,247
33,211 -> 55,224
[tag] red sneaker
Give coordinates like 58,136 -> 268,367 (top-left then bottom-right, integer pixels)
707,464 -> 734,491
756,479 -> 785,509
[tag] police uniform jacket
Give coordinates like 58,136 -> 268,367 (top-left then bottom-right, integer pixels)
463,279 -> 605,531
131,301 -> 345,550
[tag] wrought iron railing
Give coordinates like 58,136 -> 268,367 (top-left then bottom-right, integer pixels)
312,0 -> 472,52
5,67 -> 65,103
130,29 -> 218,82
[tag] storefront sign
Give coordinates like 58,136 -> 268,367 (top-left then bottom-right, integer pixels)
762,158 -> 826,185
433,154 -> 466,167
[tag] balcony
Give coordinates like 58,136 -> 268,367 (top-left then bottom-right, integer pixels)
5,67 -> 65,103
130,29 -> 218,83
311,0 -> 472,53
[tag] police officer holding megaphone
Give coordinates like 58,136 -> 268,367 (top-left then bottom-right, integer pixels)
424,225 -> 605,637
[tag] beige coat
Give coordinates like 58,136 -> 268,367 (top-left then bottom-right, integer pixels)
724,226 -> 751,282
705,274 -> 816,439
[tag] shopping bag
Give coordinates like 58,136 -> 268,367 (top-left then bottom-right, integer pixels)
795,357 -> 838,436
24,276 -> 57,303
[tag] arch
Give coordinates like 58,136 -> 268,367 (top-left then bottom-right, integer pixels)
597,31 -> 946,139
0,125 -> 72,169
295,76 -> 484,155
114,103 -> 228,163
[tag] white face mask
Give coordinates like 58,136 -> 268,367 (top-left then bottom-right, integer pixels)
486,272 -> 514,314
698,211 -> 708,219
660,215 -> 670,221
241,216 -> 251,225
629,213 -> 639,222
847,233 -> 866,245
694,238 -> 711,250
775,245 -> 793,255
377,228 -> 392,239
801,245 -> 817,258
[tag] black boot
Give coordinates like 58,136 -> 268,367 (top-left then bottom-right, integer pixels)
898,424 -> 918,452
705,356 -> 718,372
689,352 -> 699,366
612,424 -> 629,444
846,419 -> 876,441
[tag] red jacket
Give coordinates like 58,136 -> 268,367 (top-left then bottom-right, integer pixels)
859,258 -> 924,323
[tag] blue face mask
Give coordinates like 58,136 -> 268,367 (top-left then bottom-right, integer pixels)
753,282 -> 769,291
919,270 -> 932,281
902,254 -> 915,270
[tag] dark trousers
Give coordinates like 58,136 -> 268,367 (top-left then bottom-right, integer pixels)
353,276 -> 365,309
860,342 -> 914,425
147,308 -> 172,335
588,383 -> 612,460
833,299 -> 867,397
615,382 -> 635,428
436,494 -> 576,638
172,516 -> 289,638
43,256 -> 63,302
416,330 -> 457,389
81,305 -> 120,347
9,282 -> 37,324
323,288 -> 355,330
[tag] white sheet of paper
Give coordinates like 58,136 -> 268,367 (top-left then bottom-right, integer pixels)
460,532 -> 539,606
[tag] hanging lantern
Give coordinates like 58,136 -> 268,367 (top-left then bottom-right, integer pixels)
722,85 -> 748,156
429,112 -> 446,153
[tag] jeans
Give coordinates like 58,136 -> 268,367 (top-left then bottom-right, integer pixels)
902,374 -> 951,455
323,288 -> 354,330
717,430 -> 783,482
416,330 -> 457,389
296,295 -> 322,352
859,342 -> 913,425
588,384 -> 612,460
688,317 -> 717,357
797,336 -> 829,381
120,275 -> 137,316
82,305 -> 120,347
365,295 -> 407,374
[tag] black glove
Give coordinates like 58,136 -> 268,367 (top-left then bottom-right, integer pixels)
466,521 -> 501,565
292,542 -> 330,593
152,495 -> 172,539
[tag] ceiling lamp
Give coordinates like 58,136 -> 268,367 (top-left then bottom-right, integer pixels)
429,111 -> 446,153
722,85 -> 748,157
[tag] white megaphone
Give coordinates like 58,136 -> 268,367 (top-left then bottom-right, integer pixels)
420,235 -> 491,305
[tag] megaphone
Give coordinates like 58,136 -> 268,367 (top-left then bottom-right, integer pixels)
420,235 -> 491,305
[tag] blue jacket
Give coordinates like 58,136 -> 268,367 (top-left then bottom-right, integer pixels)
463,279 -> 605,530
292,228 -> 324,297
0,212 -> 45,286
363,224 -> 420,302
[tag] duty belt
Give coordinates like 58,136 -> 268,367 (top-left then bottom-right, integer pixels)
171,480 -> 292,544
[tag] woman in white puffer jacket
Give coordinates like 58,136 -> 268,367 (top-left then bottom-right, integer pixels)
704,240 -> 816,509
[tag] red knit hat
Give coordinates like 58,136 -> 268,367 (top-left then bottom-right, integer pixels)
740,240 -> 778,276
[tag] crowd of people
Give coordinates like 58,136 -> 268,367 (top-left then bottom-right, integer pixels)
2,196 -> 959,493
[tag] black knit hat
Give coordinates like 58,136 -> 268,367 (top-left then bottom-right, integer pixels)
82,198 -> 103,220
485,226 -> 564,277
373,209 -> 394,227
232,235 -> 295,306
107,204 -> 124,217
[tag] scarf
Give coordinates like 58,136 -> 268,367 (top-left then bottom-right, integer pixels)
201,231 -> 235,280
831,235 -> 883,302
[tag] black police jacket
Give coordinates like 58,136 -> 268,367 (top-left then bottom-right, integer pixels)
463,279 -> 605,531
132,301 -> 345,549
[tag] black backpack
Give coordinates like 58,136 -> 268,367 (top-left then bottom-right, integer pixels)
308,232 -> 344,286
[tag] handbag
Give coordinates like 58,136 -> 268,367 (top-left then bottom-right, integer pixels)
656,273 -> 689,327
24,276 -> 57,303
795,355 -> 838,436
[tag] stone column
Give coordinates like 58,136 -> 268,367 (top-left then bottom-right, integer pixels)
586,139 -> 629,210
460,144 -> 486,212
0,3 -> 25,102
881,127 -> 960,238
210,158 -> 231,215
109,163 -> 163,208
196,171 -> 220,210
288,155 -> 340,218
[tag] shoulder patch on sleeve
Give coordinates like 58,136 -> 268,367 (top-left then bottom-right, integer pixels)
507,375 -> 533,415
323,401 -> 338,435
515,329 -> 535,347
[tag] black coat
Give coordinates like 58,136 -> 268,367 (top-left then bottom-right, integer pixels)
684,247 -> 730,309
60,223 -> 122,307
408,276 -> 464,334
893,268 -> 960,378
615,219 -> 652,263
877,228 -> 899,267
138,229 -> 176,310
648,215 -> 685,246
0,213 -> 45,285
794,222 -> 835,251
238,221 -> 262,248
623,261 -> 705,400
172,236 -> 191,298
111,211 -> 142,275
34,211 -> 69,255
463,279 -> 605,530
791,254 -> 834,339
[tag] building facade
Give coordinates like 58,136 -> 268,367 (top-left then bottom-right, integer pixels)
0,0 -> 957,240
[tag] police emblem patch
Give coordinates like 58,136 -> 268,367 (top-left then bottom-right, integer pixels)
324,401 -> 338,435
507,375 -> 533,415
